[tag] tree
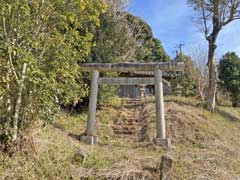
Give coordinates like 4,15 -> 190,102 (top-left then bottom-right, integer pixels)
0,0 -> 104,141
188,0 -> 240,111
85,0 -> 138,105
88,2 -> 170,64
218,52 -> 240,107
127,14 -> 170,62
86,1 -> 170,105
172,53 -> 198,96
188,44 -> 209,101
88,1 -> 137,63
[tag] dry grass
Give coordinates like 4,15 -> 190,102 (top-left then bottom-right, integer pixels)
1,96 -> 240,179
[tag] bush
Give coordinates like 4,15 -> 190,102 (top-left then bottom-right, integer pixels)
0,0 -> 104,141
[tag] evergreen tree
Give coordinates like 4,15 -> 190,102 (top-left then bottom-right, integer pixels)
172,53 -> 198,96
218,52 -> 240,107
127,14 -> 170,62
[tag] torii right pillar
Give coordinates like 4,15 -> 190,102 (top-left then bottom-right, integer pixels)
154,69 -> 171,147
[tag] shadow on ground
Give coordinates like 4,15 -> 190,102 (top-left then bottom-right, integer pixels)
53,123 -> 81,141
215,107 -> 240,122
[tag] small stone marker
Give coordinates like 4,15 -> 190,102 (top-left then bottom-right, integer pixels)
72,149 -> 88,165
159,155 -> 174,180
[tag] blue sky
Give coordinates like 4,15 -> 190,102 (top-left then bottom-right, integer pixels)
128,0 -> 240,59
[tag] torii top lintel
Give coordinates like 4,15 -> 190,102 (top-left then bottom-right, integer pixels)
80,62 -> 184,72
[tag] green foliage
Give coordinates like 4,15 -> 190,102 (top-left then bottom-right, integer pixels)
98,84 -> 119,105
85,9 -> 170,105
85,2 -> 138,105
0,0 -> 104,139
127,14 -> 170,62
88,11 -> 137,63
84,153 -> 113,169
172,54 -> 198,96
218,52 -> 240,107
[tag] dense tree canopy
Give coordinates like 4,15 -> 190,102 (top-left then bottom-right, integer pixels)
85,2 -> 170,104
0,0 -> 104,140
172,53 -> 198,96
0,0 -> 170,141
218,52 -> 240,106
87,7 -> 136,63
127,14 -> 170,62
88,10 -> 170,63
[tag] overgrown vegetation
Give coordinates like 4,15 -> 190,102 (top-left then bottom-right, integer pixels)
0,0 -> 240,179
0,0 -> 104,142
1,97 -> 240,179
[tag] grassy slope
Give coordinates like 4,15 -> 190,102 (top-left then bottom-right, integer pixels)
1,96 -> 240,180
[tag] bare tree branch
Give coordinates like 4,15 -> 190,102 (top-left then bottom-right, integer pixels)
201,0 -> 210,38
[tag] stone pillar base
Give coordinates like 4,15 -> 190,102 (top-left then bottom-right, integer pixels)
80,135 -> 98,145
154,138 -> 171,147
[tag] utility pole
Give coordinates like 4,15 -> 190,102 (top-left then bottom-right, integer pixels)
176,43 -> 184,55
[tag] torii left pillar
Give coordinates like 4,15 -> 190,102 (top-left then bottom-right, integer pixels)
80,70 -> 99,144
154,69 -> 171,147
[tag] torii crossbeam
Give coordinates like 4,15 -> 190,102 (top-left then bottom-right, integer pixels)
80,62 -> 184,147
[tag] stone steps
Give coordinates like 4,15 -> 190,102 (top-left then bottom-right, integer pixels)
121,99 -> 143,107
112,99 -> 142,135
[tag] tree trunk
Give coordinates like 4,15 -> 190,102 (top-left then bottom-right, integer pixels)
12,63 -> 27,141
6,69 -> 12,126
198,78 -> 205,101
215,90 -> 221,105
206,42 -> 217,112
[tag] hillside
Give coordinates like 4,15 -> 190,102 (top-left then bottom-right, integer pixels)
1,96 -> 240,180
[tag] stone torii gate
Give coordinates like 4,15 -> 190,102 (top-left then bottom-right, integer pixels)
80,62 -> 184,147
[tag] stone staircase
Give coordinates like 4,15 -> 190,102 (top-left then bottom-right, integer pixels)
112,99 -> 143,135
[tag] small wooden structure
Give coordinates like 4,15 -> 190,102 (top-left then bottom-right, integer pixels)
80,62 -> 184,147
